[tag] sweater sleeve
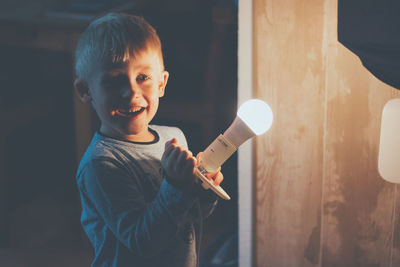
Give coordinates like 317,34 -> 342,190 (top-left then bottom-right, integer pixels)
77,158 -> 197,257
196,184 -> 218,219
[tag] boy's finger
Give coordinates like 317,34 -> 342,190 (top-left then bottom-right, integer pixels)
163,143 -> 175,159
177,150 -> 194,167
196,152 -> 203,161
182,155 -> 197,176
176,149 -> 190,164
163,145 -> 179,168
165,138 -> 177,149
213,172 -> 224,186
163,139 -> 181,160
205,167 -> 221,179
169,146 -> 184,169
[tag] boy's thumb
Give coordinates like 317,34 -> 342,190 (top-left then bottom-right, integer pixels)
165,138 -> 177,148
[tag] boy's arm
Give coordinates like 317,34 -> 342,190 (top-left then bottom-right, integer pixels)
78,158 -> 196,257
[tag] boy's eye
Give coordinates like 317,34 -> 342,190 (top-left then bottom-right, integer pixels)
136,74 -> 150,82
103,74 -> 130,89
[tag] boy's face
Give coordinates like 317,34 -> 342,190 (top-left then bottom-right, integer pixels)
82,48 -> 169,142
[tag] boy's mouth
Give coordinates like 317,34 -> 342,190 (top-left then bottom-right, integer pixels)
116,107 -> 146,118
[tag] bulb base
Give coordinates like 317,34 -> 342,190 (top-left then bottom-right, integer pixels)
224,116 -> 255,147
199,134 -> 237,172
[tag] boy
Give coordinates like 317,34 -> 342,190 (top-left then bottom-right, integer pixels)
73,13 -> 223,267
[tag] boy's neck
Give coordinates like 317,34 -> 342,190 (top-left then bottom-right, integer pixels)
99,126 -> 156,143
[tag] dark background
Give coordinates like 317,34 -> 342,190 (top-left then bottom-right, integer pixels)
0,0 -> 238,265
338,0 -> 400,90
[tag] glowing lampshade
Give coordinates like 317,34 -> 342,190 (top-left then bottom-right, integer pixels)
378,98 -> 400,183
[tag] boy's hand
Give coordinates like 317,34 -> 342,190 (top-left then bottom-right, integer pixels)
161,138 -> 197,192
196,152 -> 224,186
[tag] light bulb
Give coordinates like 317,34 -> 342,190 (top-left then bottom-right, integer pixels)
224,99 -> 273,148
237,99 -> 273,135
195,99 -> 273,200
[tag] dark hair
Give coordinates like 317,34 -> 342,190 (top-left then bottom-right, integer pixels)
75,13 -> 163,80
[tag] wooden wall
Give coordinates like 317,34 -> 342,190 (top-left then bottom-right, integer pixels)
253,0 -> 400,266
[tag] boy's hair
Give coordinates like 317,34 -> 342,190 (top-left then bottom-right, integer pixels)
75,13 -> 163,81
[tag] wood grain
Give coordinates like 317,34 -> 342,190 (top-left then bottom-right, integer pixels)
254,0 -> 325,266
253,0 -> 399,266
322,1 -> 395,266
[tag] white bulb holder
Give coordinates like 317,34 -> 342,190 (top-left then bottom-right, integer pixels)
199,134 -> 238,173
195,99 -> 273,200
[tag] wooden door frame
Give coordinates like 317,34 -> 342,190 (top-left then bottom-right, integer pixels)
238,0 -> 255,266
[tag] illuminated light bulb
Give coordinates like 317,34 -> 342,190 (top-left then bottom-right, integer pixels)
225,99 -> 273,148
378,98 -> 400,183
237,99 -> 273,135
195,99 -> 273,200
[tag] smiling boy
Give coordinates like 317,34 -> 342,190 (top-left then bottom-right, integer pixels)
80,48 -> 167,142
74,13 -> 223,267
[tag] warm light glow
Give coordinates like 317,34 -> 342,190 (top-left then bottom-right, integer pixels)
379,98 -> 400,183
237,99 -> 273,135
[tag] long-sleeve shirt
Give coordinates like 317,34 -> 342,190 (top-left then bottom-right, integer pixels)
76,125 -> 218,267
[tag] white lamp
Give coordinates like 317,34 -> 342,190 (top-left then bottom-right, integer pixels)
378,98 -> 400,183
195,99 -> 273,200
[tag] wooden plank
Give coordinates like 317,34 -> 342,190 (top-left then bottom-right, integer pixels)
392,185 -> 400,266
238,0 -> 255,265
253,0 -> 326,265
321,0 -> 396,266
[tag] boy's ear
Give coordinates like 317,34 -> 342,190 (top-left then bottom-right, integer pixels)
159,70 -> 169,97
74,79 -> 92,103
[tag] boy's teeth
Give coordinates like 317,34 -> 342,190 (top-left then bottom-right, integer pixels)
129,107 -> 142,112
119,107 -> 145,116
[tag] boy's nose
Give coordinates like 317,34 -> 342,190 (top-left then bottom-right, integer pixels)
122,83 -> 141,99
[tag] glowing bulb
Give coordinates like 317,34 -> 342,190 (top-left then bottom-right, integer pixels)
223,99 -> 273,148
195,99 -> 273,200
237,99 -> 273,135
